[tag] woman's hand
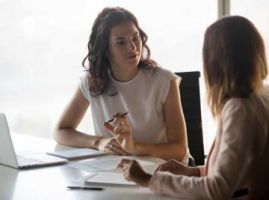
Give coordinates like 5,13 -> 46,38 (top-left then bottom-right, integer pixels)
97,137 -> 129,156
156,159 -> 200,176
117,159 -> 152,187
104,113 -> 136,153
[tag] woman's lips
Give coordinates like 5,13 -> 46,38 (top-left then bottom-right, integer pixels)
127,54 -> 138,59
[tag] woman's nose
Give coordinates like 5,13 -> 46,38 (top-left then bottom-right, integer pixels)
128,40 -> 136,51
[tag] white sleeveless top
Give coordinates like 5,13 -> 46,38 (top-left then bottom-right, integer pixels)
80,67 -> 181,144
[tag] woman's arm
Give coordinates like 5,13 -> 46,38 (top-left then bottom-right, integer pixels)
54,87 -> 130,155
54,87 -> 102,148
148,100 -> 256,199
117,158 -> 200,187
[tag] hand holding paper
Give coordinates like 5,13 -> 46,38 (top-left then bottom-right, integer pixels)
117,159 -> 152,187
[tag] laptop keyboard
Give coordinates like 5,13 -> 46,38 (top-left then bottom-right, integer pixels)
17,155 -> 43,166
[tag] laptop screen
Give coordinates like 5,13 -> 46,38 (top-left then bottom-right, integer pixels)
0,113 -> 19,168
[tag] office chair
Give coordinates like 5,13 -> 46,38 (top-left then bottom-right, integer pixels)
175,71 -> 205,165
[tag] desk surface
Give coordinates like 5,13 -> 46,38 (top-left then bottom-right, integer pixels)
0,133 -> 178,200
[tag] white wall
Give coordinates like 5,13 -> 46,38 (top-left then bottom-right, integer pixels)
0,0 -> 217,152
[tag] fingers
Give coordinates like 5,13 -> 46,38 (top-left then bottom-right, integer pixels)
117,159 -> 150,187
114,122 -> 129,136
117,159 -> 135,181
104,115 -> 129,136
104,122 -> 114,132
113,117 -> 129,128
106,120 -> 130,141
155,159 -> 177,172
104,122 -> 128,141
111,144 -> 129,156
117,159 -> 140,173
104,139 -> 129,156
110,111 -> 129,127
155,159 -> 187,175
117,159 -> 134,169
112,112 -> 125,118
108,112 -> 128,123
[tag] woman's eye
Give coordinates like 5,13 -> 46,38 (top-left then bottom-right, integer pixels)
116,41 -> 126,46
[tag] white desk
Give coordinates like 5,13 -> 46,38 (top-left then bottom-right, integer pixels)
0,133 -> 179,200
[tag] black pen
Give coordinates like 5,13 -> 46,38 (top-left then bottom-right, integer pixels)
67,186 -> 104,191
106,112 -> 128,123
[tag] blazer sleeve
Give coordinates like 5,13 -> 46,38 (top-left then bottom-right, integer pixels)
149,99 -> 256,200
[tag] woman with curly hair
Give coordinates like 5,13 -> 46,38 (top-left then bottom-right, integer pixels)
54,7 -> 189,163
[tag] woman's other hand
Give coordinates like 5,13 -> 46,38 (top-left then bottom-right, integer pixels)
156,159 -> 200,176
117,159 -> 152,187
97,137 -> 129,156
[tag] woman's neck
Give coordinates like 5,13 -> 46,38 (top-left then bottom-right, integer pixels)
110,67 -> 139,82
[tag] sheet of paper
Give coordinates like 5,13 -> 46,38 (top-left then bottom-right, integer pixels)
68,155 -> 163,174
47,148 -> 108,159
84,172 -> 137,187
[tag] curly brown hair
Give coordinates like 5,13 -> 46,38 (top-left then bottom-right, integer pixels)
82,7 -> 157,96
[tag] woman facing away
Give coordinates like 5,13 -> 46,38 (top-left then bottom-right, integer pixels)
54,7 -> 190,163
118,16 -> 269,200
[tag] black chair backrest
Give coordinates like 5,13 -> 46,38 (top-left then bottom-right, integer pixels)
175,71 -> 205,165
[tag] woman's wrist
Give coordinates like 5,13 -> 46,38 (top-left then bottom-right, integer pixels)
188,167 -> 201,177
141,173 -> 152,187
129,142 -> 140,155
91,136 -> 104,149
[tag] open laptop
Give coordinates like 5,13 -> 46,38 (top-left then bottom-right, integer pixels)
0,113 -> 67,169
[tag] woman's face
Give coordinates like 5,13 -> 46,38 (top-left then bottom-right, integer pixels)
107,21 -> 142,72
